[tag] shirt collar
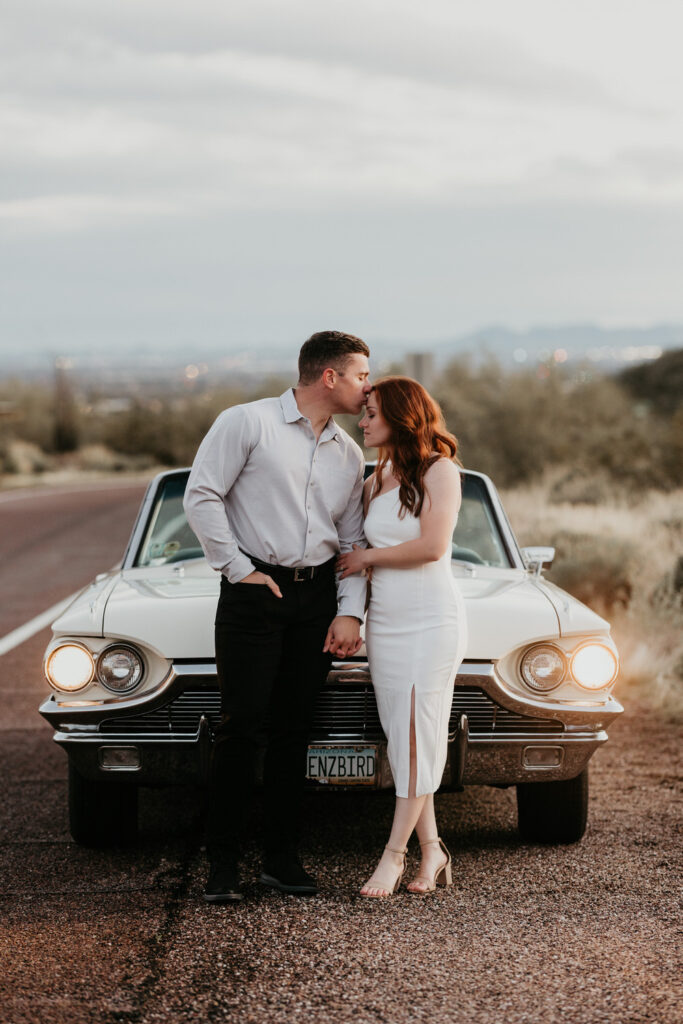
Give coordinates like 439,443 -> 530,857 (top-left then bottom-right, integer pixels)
280,388 -> 340,441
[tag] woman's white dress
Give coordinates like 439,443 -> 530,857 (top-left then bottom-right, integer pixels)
364,483 -> 467,798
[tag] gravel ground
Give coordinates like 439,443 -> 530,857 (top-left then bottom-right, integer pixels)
1,685 -> 680,1024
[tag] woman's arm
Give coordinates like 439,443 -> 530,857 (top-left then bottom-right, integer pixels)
362,475 -> 374,517
337,460 -> 461,578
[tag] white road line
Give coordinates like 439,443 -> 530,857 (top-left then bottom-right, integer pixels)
0,593 -> 79,657
0,479 -> 149,505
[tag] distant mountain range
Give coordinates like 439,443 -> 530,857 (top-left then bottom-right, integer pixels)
3,323 -> 682,381
384,323 -> 683,369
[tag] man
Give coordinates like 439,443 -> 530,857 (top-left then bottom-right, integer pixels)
184,330 -> 371,902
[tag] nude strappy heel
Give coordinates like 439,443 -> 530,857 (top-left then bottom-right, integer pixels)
359,845 -> 407,898
407,837 -> 452,895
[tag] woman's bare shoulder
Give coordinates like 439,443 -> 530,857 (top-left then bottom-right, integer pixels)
425,457 -> 460,482
424,458 -> 461,504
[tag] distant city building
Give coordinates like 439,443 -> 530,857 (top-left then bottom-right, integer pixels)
404,351 -> 435,389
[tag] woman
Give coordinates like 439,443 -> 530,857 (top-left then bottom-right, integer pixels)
337,377 -> 467,897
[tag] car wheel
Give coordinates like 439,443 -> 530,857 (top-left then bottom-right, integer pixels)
68,762 -> 138,847
516,768 -> 588,844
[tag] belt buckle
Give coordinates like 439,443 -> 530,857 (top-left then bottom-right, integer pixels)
293,566 -> 311,582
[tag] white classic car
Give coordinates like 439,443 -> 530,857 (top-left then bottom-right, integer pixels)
40,467 -> 622,847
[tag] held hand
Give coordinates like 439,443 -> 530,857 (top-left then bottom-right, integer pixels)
240,570 -> 283,598
323,615 -> 362,658
336,544 -> 370,580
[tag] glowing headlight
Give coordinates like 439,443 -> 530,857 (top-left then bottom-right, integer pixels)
45,644 -> 95,693
97,646 -> 144,694
520,644 -> 567,692
570,643 -> 618,690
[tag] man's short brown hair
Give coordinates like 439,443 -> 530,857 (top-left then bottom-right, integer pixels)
298,330 -> 369,385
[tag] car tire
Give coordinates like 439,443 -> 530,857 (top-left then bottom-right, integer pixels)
516,768 -> 588,844
68,762 -> 138,847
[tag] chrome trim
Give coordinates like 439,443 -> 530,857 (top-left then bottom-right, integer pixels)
54,728 -> 607,747
40,657 -> 623,730
467,729 -> 608,745
41,664 -> 177,721
173,662 -> 218,676
120,475 -> 164,570
54,729 -> 200,746
54,726 -> 607,790
478,663 -> 623,724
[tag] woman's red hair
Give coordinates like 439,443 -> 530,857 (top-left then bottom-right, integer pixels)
372,376 -> 459,517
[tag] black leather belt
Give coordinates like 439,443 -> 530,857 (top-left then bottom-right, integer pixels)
248,555 -> 335,583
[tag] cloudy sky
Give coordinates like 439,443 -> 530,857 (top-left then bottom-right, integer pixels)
2,0 -> 682,359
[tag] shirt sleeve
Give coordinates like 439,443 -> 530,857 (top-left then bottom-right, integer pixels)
335,450 -> 368,620
183,405 -> 257,583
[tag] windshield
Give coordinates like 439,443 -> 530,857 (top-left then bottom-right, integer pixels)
134,470 -> 514,569
136,474 -> 204,567
455,474 -> 512,568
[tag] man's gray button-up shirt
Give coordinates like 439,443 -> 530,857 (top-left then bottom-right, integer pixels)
183,388 -> 367,620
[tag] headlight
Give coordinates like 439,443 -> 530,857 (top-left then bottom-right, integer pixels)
96,645 -> 144,693
570,642 -> 618,690
45,643 -> 95,693
520,644 -> 567,692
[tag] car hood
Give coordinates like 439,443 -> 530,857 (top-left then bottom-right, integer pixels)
52,561 -> 610,660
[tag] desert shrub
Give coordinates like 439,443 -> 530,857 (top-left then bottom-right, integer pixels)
650,555 -> 683,613
0,380 -> 56,452
435,358 -> 570,485
660,408 -> 683,486
3,439 -> 52,475
548,468 -> 619,506
74,444 -> 154,473
611,599 -> 683,721
545,530 -> 636,614
435,352 -> 681,491
619,347 -> 683,416
90,376 -> 292,467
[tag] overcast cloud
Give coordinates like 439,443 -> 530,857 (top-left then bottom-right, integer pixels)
1,0 -> 682,355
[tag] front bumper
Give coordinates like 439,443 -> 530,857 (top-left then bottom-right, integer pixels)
40,659 -> 621,789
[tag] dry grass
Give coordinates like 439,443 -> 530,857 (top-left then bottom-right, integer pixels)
500,472 -> 683,721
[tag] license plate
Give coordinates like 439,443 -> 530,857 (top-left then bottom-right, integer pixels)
306,745 -> 377,785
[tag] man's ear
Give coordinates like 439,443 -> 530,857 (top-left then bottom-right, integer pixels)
321,367 -> 336,390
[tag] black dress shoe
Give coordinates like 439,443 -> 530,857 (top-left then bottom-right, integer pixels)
203,862 -> 244,903
260,852 -> 318,895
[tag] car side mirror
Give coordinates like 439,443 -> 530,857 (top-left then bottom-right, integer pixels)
521,546 -> 555,577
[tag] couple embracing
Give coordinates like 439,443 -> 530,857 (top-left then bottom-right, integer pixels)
184,330 -> 467,903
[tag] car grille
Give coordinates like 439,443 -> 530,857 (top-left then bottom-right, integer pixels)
98,683 -> 563,738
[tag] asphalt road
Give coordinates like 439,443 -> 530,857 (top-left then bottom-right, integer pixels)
0,481 -> 680,1024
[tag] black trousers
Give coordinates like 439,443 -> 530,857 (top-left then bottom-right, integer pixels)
206,568 -> 337,861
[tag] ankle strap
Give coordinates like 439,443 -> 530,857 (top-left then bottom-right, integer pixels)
419,837 -> 442,847
385,845 -> 407,855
